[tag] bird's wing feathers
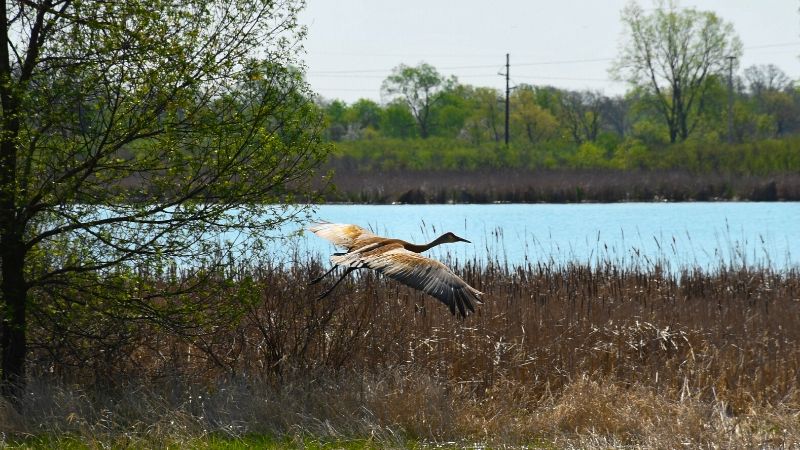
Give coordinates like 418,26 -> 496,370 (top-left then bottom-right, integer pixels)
308,222 -> 378,250
339,246 -> 483,317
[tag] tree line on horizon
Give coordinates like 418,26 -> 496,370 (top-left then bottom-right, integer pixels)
317,2 -> 800,174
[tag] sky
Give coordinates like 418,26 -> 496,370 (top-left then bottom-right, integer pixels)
297,0 -> 800,104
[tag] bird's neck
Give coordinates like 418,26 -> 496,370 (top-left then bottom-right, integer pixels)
405,234 -> 449,253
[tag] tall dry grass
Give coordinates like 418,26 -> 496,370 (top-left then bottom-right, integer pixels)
3,252 -> 800,448
321,168 -> 800,203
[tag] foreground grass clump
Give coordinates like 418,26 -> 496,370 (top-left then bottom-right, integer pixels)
3,258 -> 800,448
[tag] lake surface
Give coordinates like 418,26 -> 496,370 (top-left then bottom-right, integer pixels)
277,202 -> 799,271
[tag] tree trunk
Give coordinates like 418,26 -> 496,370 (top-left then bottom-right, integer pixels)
0,42 -> 26,400
0,234 -> 27,402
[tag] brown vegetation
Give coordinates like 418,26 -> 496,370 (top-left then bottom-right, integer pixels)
2,255 -> 800,447
321,168 -> 800,203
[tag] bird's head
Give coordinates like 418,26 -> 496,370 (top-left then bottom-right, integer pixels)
441,232 -> 471,244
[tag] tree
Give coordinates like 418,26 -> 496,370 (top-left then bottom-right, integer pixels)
381,100 -> 418,138
599,95 -> 630,138
323,99 -> 349,141
0,0 -> 328,401
380,63 -> 455,138
510,87 -> 559,145
744,64 -> 793,96
559,90 -> 605,144
612,0 -> 742,143
467,87 -> 504,144
346,98 -> 383,132
744,64 -> 798,136
431,84 -> 472,138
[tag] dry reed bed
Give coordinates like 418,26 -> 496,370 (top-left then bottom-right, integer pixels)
322,168 -> 800,203
5,259 -> 800,448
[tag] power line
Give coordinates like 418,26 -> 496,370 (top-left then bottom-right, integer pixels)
512,75 -> 624,83
309,40 -> 800,100
744,42 -> 800,50
306,41 -> 799,59
514,57 -> 614,66
308,56 -> 615,75
307,73 -> 507,79
307,40 -> 800,76
309,72 -> 626,84
312,87 -> 381,92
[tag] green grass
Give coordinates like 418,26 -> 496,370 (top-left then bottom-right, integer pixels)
2,433 -> 367,449
2,433 -> 550,449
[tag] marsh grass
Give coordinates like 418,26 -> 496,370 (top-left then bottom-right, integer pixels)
322,168 -> 800,203
3,246 -> 800,448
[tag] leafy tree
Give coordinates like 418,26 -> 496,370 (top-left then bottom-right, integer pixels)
0,0 -> 328,400
732,102 -> 776,142
323,99 -> 350,141
612,0 -> 742,143
761,90 -> 800,136
510,88 -> 559,145
380,100 -> 418,139
346,98 -> 383,132
571,142 -> 613,168
464,87 -> 504,144
432,84 -> 473,138
380,62 -> 455,138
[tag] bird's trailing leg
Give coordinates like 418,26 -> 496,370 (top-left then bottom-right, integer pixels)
316,266 -> 357,300
309,252 -> 347,285
309,265 -> 337,285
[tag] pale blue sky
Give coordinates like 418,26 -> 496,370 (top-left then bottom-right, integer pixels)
298,0 -> 800,103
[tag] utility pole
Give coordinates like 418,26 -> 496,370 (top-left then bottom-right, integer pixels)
505,53 -> 510,146
727,55 -> 736,144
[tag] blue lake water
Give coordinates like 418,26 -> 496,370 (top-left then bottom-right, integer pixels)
270,202 -> 799,271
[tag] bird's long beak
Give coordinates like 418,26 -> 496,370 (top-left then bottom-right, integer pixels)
459,237 -> 471,243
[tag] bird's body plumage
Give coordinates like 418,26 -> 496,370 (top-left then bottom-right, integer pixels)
308,222 -> 482,317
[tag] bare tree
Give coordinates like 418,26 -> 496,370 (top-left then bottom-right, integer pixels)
744,64 -> 798,136
559,90 -> 605,144
744,64 -> 793,95
600,95 -> 631,138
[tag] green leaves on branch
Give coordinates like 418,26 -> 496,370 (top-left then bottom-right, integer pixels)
0,0 -> 329,390
611,0 -> 743,143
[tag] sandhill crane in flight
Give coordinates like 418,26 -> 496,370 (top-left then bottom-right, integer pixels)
308,222 -> 483,318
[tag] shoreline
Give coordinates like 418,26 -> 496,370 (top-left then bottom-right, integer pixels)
318,168 -> 800,204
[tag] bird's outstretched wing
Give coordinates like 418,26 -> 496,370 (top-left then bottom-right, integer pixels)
334,246 -> 483,317
308,221 -> 379,251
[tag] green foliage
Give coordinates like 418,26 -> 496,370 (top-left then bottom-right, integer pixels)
431,85 -> 473,137
347,99 -> 383,131
462,87 -> 504,145
329,132 -> 800,175
0,0 -> 330,394
316,39 -> 799,177
380,62 -> 456,138
570,142 -> 613,169
510,87 -> 560,145
380,101 -> 419,139
612,0 -> 743,142
324,100 -> 350,141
